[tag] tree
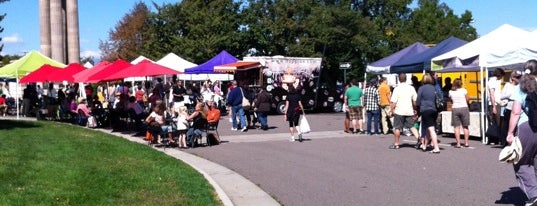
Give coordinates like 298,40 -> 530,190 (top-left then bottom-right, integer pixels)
407,0 -> 476,43
0,0 -> 10,54
99,2 -> 151,61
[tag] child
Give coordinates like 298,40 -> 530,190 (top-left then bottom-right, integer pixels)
175,106 -> 189,148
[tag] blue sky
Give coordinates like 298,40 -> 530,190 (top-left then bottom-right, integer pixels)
1,0 -> 536,58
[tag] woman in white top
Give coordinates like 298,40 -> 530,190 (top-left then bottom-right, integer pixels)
145,100 -> 169,144
448,78 -> 470,148
500,70 -> 522,146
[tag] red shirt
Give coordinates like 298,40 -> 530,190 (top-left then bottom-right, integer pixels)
0,97 -> 5,105
135,90 -> 145,102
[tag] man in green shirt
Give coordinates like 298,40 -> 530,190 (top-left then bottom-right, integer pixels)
344,79 -> 364,134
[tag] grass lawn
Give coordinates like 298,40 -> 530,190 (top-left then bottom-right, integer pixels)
0,120 -> 222,206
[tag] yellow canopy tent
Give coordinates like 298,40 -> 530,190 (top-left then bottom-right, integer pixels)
0,50 -> 65,78
0,50 -> 65,119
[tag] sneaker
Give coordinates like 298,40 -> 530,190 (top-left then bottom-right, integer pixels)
231,127 -> 237,131
298,133 -> 303,142
526,196 -> 537,206
290,136 -> 295,142
241,128 -> 247,132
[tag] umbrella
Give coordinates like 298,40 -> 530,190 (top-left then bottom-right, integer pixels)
19,64 -> 64,83
101,59 -> 179,81
85,59 -> 132,83
73,61 -> 111,83
45,62 -> 86,83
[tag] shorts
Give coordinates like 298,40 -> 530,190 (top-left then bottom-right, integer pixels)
348,106 -> 363,120
451,107 -> 470,127
420,110 -> 438,129
288,115 -> 300,127
393,114 -> 414,131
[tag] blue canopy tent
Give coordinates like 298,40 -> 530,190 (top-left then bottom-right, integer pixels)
184,50 -> 239,74
390,37 -> 467,73
366,42 -> 429,75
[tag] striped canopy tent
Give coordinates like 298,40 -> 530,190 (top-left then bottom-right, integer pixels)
214,61 -> 262,73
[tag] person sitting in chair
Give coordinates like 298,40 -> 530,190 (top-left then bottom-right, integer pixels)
186,102 -> 208,147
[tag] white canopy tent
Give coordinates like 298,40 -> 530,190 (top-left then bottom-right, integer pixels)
156,53 -> 233,82
431,24 -> 537,143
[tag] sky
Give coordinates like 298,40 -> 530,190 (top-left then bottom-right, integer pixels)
1,0 -> 536,59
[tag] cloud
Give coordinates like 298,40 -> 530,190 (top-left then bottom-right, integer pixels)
1,34 -> 23,44
80,50 -> 101,58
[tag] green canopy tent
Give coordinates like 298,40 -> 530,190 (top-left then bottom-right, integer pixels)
0,50 -> 65,78
0,50 -> 65,118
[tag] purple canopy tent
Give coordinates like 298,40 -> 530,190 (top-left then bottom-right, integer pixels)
366,42 -> 430,75
390,37 -> 467,73
184,50 -> 239,74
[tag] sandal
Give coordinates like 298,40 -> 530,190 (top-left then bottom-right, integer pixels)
430,150 -> 440,154
389,144 -> 400,149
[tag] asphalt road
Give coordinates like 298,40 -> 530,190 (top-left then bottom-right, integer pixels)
187,112 -> 526,206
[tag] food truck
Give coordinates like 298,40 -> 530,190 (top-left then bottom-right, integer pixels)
241,56 -> 343,114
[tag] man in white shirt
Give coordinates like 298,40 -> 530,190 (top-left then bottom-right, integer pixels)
389,73 -> 419,149
488,68 -> 505,128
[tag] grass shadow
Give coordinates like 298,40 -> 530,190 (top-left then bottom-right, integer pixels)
0,120 -> 41,130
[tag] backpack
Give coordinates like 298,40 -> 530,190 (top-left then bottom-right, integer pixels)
525,91 -> 537,132
435,89 -> 444,111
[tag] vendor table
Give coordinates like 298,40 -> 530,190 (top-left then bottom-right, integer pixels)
440,111 -> 482,138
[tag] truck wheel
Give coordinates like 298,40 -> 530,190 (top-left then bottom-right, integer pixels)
277,101 -> 286,115
333,101 -> 343,113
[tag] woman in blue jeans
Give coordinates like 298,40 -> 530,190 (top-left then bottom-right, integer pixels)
253,86 -> 272,130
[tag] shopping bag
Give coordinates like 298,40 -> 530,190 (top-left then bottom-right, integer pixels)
299,115 -> 311,134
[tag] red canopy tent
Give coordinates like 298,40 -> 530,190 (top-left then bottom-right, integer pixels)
85,59 -> 132,83
20,64 -> 64,83
45,62 -> 86,83
73,61 -> 110,83
101,59 -> 180,81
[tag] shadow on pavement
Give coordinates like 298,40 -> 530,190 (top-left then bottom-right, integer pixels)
495,187 -> 527,205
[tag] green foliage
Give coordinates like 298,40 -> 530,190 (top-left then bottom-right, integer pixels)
101,0 -> 477,83
99,2 -> 152,62
0,120 -> 221,205
0,0 -> 9,53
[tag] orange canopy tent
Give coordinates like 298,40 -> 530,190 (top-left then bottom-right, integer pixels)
214,61 -> 261,73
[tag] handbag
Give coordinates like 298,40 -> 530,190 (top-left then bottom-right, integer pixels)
485,122 -> 500,141
240,88 -> 251,110
299,115 -> 311,134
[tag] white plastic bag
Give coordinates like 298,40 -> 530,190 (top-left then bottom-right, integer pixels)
299,115 -> 311,134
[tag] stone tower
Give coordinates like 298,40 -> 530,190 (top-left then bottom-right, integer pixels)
39,0 -> 80,64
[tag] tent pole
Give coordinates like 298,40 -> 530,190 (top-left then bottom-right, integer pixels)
16,78 -> 19,119
480,67 -> 486,144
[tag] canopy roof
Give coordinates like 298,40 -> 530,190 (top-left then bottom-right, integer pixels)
0,50 -> 66,78
19,64 -> 64,83
156,53 -> 197,72
390,37 -> 467,73
46,63 -> 86,83
431,24 -> 535,72
85,59 -> 132,83
73,61 -> 111,83
155,52 -> 232,81
102,59 -> 179,81
184,50 -> 238,74
214,61 -> 261,73
366,42 -> 429,74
